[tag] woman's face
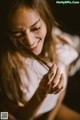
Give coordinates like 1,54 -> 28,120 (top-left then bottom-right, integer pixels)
8,5 -> 47,55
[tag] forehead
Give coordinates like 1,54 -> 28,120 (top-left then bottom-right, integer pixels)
8,6 -> 40,28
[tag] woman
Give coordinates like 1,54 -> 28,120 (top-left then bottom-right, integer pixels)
0,0 -> 79,120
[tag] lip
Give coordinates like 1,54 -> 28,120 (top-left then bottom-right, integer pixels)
30,40 -> 40,51
31,42 -> 38,49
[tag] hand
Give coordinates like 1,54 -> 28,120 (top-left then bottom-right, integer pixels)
38,64 -> 64,98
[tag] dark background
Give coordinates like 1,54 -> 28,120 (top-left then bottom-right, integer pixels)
48,0 -> 80,35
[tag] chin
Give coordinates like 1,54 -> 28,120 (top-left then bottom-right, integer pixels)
33,48 -> 42,56
32,41 -> 43,55
33,51 -> 41,56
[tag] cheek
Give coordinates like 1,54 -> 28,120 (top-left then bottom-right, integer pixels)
34,24 -> 47,39
42,25 -> 47,37
40,27 -> 47,39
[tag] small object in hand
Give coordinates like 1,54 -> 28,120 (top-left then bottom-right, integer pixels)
50,72 -> 54,78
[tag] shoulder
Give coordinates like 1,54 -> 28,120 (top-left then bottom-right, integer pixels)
52,27 -> 79,65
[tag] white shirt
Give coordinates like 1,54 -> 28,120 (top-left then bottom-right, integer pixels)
18,28 -> 79,116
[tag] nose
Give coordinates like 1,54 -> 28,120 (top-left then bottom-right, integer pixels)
24,32 -> 35,46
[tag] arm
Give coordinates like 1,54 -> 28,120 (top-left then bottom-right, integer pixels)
47,90 -> 66,120
0,87 -> 46,120
0,83 -> 46,120
15,87 -> 46,120
0,64 -> 64,120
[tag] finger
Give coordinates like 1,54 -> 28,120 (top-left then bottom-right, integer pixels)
51,67 -> 60,86
50,85 -> 59,94
48,64 -> 57,84
50,74 -> 64,94
57,74 -> 64,89
39,74 -> 49,90
53,86 -> 63,94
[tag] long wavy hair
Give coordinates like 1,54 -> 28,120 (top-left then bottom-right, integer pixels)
0,0 -> 57,104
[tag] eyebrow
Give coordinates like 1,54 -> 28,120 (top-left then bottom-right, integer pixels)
8,19 -> 40,33
30,19 -> 40,28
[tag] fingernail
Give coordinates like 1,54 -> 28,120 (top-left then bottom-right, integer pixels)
52,64 -> 56,69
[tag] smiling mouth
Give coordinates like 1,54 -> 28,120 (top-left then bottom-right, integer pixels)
30,39 -> 41,50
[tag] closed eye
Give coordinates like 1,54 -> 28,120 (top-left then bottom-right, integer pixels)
11,32 -> 22,37
31,27 -> 41,32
